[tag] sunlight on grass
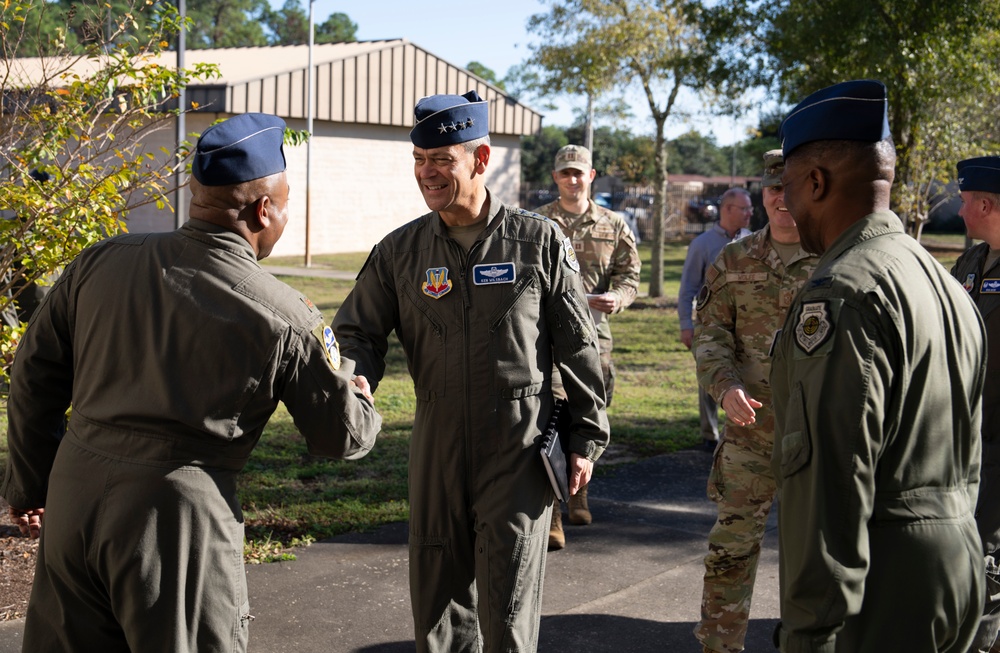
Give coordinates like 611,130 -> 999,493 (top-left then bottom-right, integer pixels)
0,236 -> 970,558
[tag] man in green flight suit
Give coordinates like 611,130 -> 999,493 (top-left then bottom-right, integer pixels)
532,144 -> 641,550
770,79 -> 986,652
693,150 -> 818,653
332,92 -> 610,653
1,113 -> 382,653
951,155 -> 1000,653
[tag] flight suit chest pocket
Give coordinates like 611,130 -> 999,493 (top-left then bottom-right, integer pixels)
778,383 -> 811,477
488,271 -> 543,397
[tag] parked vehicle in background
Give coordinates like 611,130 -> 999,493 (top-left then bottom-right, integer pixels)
686,197 -> 719,223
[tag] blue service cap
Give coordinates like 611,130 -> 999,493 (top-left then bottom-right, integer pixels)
409,91 -> 489,149
780,80 -> 890,157
957,156 -> 1000,194
193,113 -> 287,186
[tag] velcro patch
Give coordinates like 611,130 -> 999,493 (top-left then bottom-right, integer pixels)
794,301 -> 833,355
562,237 -> 580,273
981,278 -> 1000,294
313,323 -> 341,370
473,262 -> 516,285
695,284 -> 711,311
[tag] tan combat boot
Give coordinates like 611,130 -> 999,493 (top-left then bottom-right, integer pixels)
568,483 -> 592,525
548,502 -> 565,550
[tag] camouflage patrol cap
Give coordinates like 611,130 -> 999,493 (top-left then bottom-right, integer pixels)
762,149 -> 784,188
554,145 -> 592,173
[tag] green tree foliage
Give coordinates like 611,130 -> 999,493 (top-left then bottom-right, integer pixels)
520,125 -> 569,184
315,11 -> 357,44
264,0 -> 309,45
0,0 -> 220,381
670,130 -> 728,176
184,0 -> 269,48
523,0 -> 713,297
261,3 -> 356,45
466,61 -> 506,91
704,0 -> 1000,237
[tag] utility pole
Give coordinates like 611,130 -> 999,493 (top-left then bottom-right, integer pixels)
304,0 -> 315,267
174,0 -> 186,229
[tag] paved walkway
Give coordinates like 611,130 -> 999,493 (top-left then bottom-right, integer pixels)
0,263 -> 782,651
0,448 -> 780,652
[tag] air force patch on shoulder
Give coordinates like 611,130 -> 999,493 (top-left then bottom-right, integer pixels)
562,237 -> 580,273
313,324 -> 341,370
795,301 -> 833,355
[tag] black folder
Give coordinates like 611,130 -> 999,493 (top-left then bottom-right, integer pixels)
540,398 -> 572,502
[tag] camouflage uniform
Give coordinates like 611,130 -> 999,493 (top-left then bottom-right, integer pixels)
533,198 -> 640,405
692,225 -> 818,653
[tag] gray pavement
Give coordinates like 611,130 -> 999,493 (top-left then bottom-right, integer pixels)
0,447 -> 780,652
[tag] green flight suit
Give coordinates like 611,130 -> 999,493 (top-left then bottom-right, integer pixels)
770,211 -> 985,653
952,243 -> 1000,651
1,219 -> 382,653
332,192 -> 609,653
693,225 -> 818,653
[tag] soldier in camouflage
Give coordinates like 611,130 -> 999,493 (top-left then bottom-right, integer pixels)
533,144 -> 641,550
692,151 -> 818,653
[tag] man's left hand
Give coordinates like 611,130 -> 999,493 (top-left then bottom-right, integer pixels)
568,453 -> 593,496
587,293 -> 617,315
9,506 -> 44,539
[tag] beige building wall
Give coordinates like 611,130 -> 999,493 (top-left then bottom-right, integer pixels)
125,116 -> 522,259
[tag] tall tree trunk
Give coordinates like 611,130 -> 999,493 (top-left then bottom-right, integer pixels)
649,115 -> 668,298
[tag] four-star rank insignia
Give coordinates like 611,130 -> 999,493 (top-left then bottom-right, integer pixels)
794,301 -> 833,354
422,267 -> 453,299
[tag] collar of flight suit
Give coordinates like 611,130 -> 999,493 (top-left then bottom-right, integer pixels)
181,218 -> 260,263
428,187 -> 505,241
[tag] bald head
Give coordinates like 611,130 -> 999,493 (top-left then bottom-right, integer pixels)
188,171 -> 290,259
781,137 -> 897,254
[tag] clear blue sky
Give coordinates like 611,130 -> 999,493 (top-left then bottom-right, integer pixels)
303,1 -> 761,145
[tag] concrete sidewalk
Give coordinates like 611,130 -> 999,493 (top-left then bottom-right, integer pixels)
0,447 -> 780,652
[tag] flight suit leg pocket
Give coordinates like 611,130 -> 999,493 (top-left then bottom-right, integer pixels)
778,383 -> 811,478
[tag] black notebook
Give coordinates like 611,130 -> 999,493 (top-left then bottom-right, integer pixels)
540,399 -> 572,502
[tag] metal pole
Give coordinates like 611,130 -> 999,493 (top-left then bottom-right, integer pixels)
174,0 -> 186,229
304,0 -> 314,267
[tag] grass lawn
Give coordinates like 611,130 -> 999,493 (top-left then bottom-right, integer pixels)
0,234 -> 972,562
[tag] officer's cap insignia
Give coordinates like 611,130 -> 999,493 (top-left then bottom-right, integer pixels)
795,301 -> 833,354
422,267 -> 453,299
562,237 -> 580,273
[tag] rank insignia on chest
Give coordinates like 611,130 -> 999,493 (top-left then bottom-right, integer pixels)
562,237 -> 580,273
964,273 -> 977,292
795,301 -> 833,354
473,262 -> 515,285
422,267 -> 453,299
982,278 -> 1000,294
